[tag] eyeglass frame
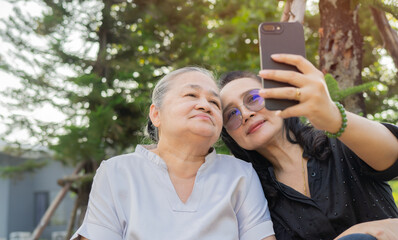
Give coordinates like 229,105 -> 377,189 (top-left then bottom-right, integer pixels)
223,89 -> 265,131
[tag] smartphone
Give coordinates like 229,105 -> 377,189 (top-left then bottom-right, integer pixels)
258,22 -> 306,110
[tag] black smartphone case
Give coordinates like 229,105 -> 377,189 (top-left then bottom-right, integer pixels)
258,22 -> 306,110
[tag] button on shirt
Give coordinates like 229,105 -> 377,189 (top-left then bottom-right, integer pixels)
72,145 -> 274,240
266,123 -> 398,240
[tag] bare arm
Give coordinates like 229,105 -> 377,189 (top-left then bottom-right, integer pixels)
259,54 -> 398,171
338,112 -> 398,171
334,219 -> 398,240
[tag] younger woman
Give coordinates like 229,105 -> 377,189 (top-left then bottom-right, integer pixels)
219,54 -> 398,240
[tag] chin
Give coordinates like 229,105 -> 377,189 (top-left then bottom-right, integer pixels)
192,129 -> 219,140
238,134 -> 273,151
240,143 -> 259,151
194,130 -> 217,138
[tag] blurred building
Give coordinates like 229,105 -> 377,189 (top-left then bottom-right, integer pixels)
0,147 -> 75,240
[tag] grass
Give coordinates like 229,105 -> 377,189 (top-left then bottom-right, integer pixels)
389,180 -> 398,206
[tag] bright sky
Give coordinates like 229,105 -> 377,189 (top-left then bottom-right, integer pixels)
0,0 -> 18,89
0,0 -> 19,140
0,0 -> 68,144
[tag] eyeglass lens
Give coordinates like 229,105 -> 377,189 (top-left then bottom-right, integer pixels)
243,89 -> 264,112
223,89 -> 264,130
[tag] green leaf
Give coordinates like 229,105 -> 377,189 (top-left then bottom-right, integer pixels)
325,73 -> 378,101
0,159 -> 48,179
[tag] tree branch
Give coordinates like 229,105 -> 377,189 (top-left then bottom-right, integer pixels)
281,0 -> 307,24
281,0 -> 293,22
371,0 -> 398,19
370,7 -> 398,70
57,173 -> 94,187
31,162 -> 85,240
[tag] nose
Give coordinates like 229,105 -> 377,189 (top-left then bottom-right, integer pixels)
195,97 -> 211,112
241,106 -> 255,124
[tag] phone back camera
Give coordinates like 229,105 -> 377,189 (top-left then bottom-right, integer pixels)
262,24 -> 282,33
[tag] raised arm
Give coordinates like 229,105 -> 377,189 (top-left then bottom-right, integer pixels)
258,54 -> 398,171
338,112 -> 397,171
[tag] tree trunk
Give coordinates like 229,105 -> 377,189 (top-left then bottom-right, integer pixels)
65,198 -> 79,240
77,187 -> 90,227
66,0 -> 113,233
65,175 -> 91,238
319,0 -> 365,114
31,182 -> 73,240
31,163 -> 84,240
370,7 -> 398,71
281,0 -> 307,24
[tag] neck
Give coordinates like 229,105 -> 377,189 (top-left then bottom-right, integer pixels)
256,134 -> 303,172
152,136 -> 212,179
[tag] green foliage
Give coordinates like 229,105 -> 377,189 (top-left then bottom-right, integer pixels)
0,159 -> 48,179
357,0 -> 398,19
0,0 -> 283,168
303,6 -> 320,66
1,1 -> 397,232
355,4 -> 398,123
1,0 -> 397,171
362,62 -> 398,123
303,1 -> 397,122
389,180 -> 398,207
358,7 -> 384,69
214,139 -> 231,155
325,74 -> 378,102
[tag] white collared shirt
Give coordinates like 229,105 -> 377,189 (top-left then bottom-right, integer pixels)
72,145 -> 274,240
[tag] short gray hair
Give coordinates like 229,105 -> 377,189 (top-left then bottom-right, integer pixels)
147,66 -> 215,142
152,66 -> 214,108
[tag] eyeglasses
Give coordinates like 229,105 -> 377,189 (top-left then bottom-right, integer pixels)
223,89 -> 264,130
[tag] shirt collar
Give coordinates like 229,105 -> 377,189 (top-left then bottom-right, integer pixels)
136,144 -> 216,171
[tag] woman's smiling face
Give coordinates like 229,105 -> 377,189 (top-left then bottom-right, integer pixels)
220,77 -> 284,150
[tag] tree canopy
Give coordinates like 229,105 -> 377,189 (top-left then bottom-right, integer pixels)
0,0 -> 397,235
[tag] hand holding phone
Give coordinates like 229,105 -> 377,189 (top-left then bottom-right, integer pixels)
258,22 -> 306,110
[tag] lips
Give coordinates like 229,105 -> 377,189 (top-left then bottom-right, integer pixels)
247,120 -> 265,134
193,113 -> 213,123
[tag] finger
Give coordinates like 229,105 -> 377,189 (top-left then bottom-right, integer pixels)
270,54 -> 319,75
276,102 -> 308,119
259,87 -> 303,101
259,69 -> 305,88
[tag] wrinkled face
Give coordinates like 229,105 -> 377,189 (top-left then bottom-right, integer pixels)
220,77 -> 284,150
153,71 -> 222,145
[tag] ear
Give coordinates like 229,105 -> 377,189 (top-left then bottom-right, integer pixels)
149,104 -> 161,127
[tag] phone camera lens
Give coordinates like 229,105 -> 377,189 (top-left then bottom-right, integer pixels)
263,25 -> 275,31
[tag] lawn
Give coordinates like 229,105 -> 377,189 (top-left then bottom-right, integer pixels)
390,180 -> 398,206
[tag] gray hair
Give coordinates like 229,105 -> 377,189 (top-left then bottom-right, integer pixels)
147,66 -> 215,142
152,66 -> 214,108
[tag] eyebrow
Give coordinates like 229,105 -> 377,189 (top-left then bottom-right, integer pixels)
222,88 -> 258,112
183,84 -> 220,98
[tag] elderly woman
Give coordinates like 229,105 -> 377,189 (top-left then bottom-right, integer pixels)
72,67 -> 276,240
218,54 -> 398,240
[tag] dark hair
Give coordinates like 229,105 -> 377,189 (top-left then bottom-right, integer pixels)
218,71 -> 331,205
147,118 -> 158,142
